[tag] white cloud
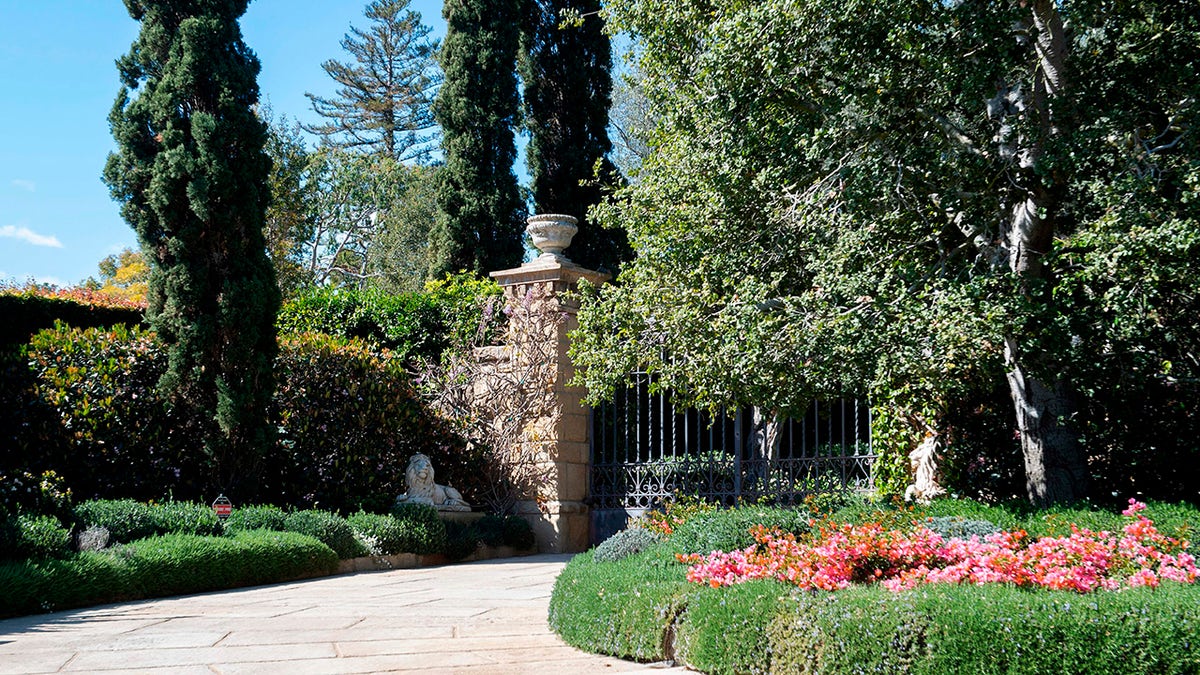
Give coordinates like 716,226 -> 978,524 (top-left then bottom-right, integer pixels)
0,224 -> 64,248
10,179 -> 36,192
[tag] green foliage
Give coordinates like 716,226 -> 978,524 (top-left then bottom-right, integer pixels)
593,527 -> 662,563
0,469 -> 73,522
468,514 -> 535,549
276,285 -> 444,359
579,0 -> 1200,506
271,332 -> 477,512
0,515 -> 71,561
73,500 -> 159,544
0,530 -> 337,618
423,273 -> 506,348
104,0 -> 280,491
548,548 -> 694,662
8,323 -> 476,512
499,514 -> 535,550
674,581 -> 782,675
0,288 -> 144,349
348,510 -> 451,555
262,114 -> 316,299
669,506 -> 810,556
519,0 -> 628,273
74,500 -> 221,544
441,520 -> 480,560
224,504 -> 288,532
304,0 -> 440,162
282,510 -> 365,559
429,0 -> 526,277
768,584 -> 1200,675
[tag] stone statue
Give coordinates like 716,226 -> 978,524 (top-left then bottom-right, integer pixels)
904,435 -> 946,504
394,453 -> 471,512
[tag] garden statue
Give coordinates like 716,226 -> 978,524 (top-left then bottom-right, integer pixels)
903,434 -> 946,504
394,453 -> 471,512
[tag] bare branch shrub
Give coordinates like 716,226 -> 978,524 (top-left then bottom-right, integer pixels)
418,285 -> 562,514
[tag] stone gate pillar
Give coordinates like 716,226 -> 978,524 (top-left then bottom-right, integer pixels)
490,214 -> 609,553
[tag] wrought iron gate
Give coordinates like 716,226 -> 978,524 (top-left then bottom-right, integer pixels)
588,369 -> 875,542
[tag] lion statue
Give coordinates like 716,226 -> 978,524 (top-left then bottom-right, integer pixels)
394,454 -> 471,512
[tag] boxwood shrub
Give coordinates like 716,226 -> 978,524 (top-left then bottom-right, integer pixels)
74,499 -> 220,544
669,506 -> 811,555
549,546 -> 695,662
224,505 -> 287,532
0,529 -> 337,618
768,583 -> 1200,675
282,510 -> 364,559
0,514 -> 71,561
389,503 -> 447,555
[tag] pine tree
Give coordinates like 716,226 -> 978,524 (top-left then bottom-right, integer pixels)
520,0 -> 628,272
429,0 -> 527,277
305,0 -> 440,162
104,0 -> 280,493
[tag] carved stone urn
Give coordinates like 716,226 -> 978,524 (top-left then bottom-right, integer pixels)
526,214 -> 578,263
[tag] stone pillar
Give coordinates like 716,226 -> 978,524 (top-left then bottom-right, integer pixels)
489,215 -> 608,553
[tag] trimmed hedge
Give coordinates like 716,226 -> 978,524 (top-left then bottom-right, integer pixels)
74,499 -> 221,544
551,500 -> 1200,674
388,503 -> 448,555
675,580 -> 782,675
0,529 -> 337,618
276,286 -> 443,360
5,325 -> 480,511
0,515 -> 71,561
0,290 -> 144,349
549,547 -> 695,662
283,510 -> 364,559
768,584 -> 1200,675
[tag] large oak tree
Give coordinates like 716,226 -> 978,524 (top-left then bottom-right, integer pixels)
573,0 -> 1200,506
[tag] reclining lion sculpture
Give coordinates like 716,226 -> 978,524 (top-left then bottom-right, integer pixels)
394,453 -> 471,512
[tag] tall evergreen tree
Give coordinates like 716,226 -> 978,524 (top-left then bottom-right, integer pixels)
104,0 -> 280,493
305,0 -> 441,162
520,0 -> 628,272
429,0 -> 527,276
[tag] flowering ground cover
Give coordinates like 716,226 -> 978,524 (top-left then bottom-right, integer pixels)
550,497 -> 1200,674
681,499 -> 1198,594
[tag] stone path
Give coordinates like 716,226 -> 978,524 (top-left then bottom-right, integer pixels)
0,554 -> 689,674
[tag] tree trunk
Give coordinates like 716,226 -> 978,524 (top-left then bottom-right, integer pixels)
1005,338 -> 1088,506
1000,1 -> 1089,506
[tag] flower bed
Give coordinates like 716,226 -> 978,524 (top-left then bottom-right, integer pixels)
681,500 -> 1197,593
549,498 -> 1200,674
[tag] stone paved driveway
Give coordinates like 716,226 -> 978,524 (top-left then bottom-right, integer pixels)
0,554 -> 689,674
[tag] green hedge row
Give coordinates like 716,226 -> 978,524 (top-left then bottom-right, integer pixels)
2,325 -> 479,511
276,286 -> 444,360
551,499 -> 1200,674
0,529 -> 337,618
0,290 -> 144,350
551,543 -> 1200,675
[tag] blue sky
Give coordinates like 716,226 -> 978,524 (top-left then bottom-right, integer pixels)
0,0 -> 446,287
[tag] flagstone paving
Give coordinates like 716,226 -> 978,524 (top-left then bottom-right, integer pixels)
0,554 -> 689,674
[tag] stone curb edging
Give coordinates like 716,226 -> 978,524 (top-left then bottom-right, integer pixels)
335,545 -> 537,574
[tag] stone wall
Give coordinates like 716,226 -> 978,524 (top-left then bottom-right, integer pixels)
487,255 -> 608,553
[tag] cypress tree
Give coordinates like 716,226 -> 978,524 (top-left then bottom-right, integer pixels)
520,0 -> 628,272
429,0 -> 527,277
104,0 -> 280,493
